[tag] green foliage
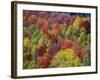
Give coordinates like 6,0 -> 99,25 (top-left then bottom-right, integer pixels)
27,60 -> 37,69
23,60 -> 37,69
50,49 -> 82,67
23,60 -> 30,69
82,54 -> 91,66
64,27 -> 73,39
64,26 -> 91,48
28,24 -> 37,35
78,31 -> 91,48
64,26 -> 80,39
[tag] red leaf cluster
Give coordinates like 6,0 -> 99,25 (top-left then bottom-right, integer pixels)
75,49 -> 85,58
61,40 -> 74,50
37,53 -> 51,68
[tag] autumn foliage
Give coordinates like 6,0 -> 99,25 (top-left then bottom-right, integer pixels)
23,10 -> 91,69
